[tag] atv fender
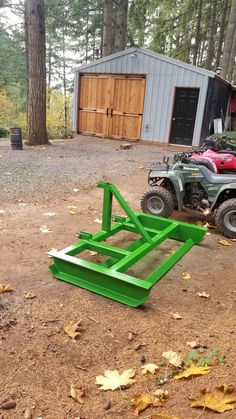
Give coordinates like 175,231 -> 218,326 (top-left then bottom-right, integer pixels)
148,170 -> 184,210
211,183 -> 236,210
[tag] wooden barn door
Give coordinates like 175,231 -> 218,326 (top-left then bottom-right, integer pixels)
108,76 -> 145,140
78,75 -> 111,137
78,74 -> 145,140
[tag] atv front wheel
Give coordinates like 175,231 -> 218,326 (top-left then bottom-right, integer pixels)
140,186 -> 174,218
215,198 -> 236,238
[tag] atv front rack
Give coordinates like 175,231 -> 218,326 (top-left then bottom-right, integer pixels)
49,182 -> 206,307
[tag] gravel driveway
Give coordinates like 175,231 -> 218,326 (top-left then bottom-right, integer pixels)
0,136 -> 175,203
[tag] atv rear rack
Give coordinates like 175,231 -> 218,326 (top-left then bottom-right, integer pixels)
49,182 -> 206,307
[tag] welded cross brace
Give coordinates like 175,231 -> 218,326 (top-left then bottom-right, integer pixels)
49,182 -> 207,307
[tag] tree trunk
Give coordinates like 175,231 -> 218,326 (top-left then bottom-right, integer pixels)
227,28 -> 236,81
114,0 -> 128,53
215,0 -> 228,68
205,0 -> 217,69
193,0 -> 203,66
25,0 -> 48,145
62,22 -> 68,138
102,0 -> 113,56
221,0 -> 236,79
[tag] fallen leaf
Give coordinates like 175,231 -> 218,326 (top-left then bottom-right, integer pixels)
218,239 -> 231,246
206,232 -> 212,236
40,225 -> 51,233
162,350 -> 183,367
170,312 -> 182,320
131,393 -> 165,414
89,251 -> 98,256
69,210 -> 76,215
174,363 -> 211,380
0,284 -> 14,292
190,385 -> 236,413
70,384 -> 85,404
0,209 -> 5,214
43,212 -> 56,217
141,363 -> 159,375
96,369 -> 136,391
197,291 -> 210,298
151,414 -> 179,419
0,225 -> 3,230
182,272 -> 191,280
187,340 -> 201,349
25,292 -> 36,299
153,389 -> 169,398
73,188 -> 79,192
68,205 -> 77,210
94,218 -> 102,224
64,320 -> 83,342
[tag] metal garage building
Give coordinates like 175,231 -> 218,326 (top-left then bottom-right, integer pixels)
73,47 -> 231,146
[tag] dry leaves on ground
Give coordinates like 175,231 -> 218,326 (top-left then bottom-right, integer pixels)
40,225 -> 51,233
162,350 -> 182,367
25,291 -> 36,299
170,312 -> 182,320
182,272 -> 191,280
218,239 -> 231,246
68,205 -> 77,215
174,363 -> 211,380
197,291 -> 210,298
94,218 -> 102,224
130,392 -> 166,414
187,340 -> 201,349
0,284 -> 14,292
141,363 -> 159,375
70,384 -> 85,404
190,385 -> 236,413
64,319 -> 84,342
96,369 -> 136,391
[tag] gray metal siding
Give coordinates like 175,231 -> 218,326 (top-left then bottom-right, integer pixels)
74,50 -> 210,145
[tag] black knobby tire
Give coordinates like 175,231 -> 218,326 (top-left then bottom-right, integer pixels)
215,198 -> 236,238
140,186 -> 174,218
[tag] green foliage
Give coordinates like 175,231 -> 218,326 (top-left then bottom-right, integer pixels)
0,126 -> 9,138
183,347 -> 225,367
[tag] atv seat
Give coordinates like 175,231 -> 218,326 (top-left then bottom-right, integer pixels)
200,166 -> 236,184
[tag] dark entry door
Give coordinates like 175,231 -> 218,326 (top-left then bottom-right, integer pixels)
170,88 -> 199,146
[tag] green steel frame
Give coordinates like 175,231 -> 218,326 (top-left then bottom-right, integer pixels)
49,182 -> 207,307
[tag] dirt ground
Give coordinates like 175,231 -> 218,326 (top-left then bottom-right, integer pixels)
0,136 -> 236,419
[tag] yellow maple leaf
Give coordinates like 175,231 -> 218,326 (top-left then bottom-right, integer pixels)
182,272 -> 191,280
190,385 -> 236,413
0,284 -> 14,292
70,384 -> 85,404
130,393 -> 165,414
174,363 -> 211,380
141,363 -> 159,375
96,369 -> 136,391
64,320 -> 83,342
218,239 -> 231,246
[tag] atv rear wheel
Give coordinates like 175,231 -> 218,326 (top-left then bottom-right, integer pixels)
215,198 -> 236,238
140,186 -> 174,218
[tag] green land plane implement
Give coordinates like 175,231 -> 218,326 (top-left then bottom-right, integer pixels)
49,182 -> 207,307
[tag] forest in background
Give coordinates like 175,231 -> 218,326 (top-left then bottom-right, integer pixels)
0,0 -> 236,139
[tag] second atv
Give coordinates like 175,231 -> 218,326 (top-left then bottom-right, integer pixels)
141,155 -> 236,238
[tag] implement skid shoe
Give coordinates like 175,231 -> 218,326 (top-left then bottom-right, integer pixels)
49,182 -> 207,307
